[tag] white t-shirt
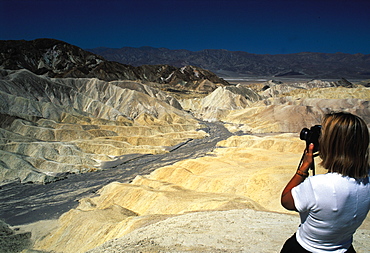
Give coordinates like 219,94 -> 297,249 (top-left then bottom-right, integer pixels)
292,173 -> 370,253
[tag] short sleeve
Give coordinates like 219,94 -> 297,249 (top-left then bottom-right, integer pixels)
291,178 -> 316,212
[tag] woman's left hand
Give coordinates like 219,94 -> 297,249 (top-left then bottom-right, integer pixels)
300,143 -> 314,173
281,143 -> 314,211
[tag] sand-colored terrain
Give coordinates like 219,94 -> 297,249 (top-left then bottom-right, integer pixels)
0,70 -> 207,184
25,133 -> 369,253
1,70 -> 369,252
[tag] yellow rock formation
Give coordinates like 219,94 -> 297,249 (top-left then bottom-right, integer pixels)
32,133 -> 329,253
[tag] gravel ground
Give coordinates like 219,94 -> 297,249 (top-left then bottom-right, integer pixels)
87,209 -> 369,253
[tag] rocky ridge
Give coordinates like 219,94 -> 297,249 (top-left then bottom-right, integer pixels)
0,39 -> 228,89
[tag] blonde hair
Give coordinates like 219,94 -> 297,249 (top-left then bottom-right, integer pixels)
319,112 -> 369,178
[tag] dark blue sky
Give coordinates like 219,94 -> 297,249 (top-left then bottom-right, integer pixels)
1,0 -> 370,54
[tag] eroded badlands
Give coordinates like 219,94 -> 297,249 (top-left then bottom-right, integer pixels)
28,134 -> 369,253
1,71 -> 369,252
0,70 -> 208,184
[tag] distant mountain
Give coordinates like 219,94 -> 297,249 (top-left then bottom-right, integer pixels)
88,46 -> 370,79
0,39 -> 228,87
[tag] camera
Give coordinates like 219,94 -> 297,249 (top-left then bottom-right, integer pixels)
300,125 -> 321,153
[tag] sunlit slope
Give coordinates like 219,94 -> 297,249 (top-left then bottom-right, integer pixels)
33,132 -> 369,252
31,133 -> 318,253
180,80 -> 370,133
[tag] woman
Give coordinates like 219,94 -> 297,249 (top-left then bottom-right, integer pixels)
281,112 -> 370,253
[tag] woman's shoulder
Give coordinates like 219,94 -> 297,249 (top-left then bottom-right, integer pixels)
310,172 -> 370,186
310,172 -> 341,179
308,173 -> 350,185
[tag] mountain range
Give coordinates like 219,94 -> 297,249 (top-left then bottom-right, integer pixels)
88,46 -> 370,79
3,39 -> 368,82
0,39 -> 228,90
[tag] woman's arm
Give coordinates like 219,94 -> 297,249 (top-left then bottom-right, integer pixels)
281,143 -> 314,211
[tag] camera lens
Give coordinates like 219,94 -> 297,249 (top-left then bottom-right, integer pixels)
300,128 -> 309,141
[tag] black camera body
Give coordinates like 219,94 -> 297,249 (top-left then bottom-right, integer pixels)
300,125 -> 321,153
